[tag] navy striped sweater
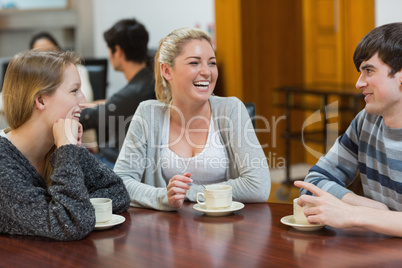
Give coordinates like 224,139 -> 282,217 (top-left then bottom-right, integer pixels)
301,109 -> 402,211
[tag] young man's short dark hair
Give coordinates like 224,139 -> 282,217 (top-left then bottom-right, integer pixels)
353,22 -> 402,76
103,18 -> 149,63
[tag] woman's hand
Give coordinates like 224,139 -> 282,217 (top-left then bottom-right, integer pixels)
80,100 -> 106,109
167,172 -> 193,209
53,118 -> 83,148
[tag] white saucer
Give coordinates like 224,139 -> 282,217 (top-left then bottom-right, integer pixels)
94,214 -> 125,231
280,215 -> 325,231
193,201 -> 245,216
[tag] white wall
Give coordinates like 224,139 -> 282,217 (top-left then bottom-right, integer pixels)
375,0 -> 402,26
0,0 -> 67,9
92,0 -> 215,97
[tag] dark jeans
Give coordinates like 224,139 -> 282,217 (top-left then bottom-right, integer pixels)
94,153 -> 115,170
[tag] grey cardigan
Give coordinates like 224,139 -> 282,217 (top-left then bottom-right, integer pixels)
114,96 -> 271,211
0,134 -> 130,241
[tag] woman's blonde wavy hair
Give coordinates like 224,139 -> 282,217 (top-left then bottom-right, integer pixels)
2,49 -> 81,184
154,27 -> 213,103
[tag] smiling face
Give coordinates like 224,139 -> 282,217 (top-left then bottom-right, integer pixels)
41,64 -> 87,124
356,53 -> 402,126
163,39 -> 218,106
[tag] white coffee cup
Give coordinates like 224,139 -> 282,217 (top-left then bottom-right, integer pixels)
293,198 -> 312,225
196,184 -> 232,210
90,198 -> 112,223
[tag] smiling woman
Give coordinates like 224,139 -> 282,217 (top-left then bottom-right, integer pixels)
0,50 -> 130,241
114,27 -> 271,211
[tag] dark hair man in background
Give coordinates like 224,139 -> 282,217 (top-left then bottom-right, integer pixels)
80,18 -> 155,168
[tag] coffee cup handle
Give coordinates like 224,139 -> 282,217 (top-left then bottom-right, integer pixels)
196,192 -> 205,206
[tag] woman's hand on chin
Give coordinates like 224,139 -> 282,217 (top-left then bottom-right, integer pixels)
53,118 -> 83,148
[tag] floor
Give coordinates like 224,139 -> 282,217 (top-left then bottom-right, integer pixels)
267,163 -> 312,204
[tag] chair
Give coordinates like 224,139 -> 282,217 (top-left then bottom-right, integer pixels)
244,102 -> 256,129
83,58 -> 108,100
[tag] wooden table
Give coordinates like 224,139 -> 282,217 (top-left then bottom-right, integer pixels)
1,202 -> 401,267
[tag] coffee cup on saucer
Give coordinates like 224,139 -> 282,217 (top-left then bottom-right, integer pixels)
196,184 -> 232,210
293,198 -> 313,225
90,198 -> 112,223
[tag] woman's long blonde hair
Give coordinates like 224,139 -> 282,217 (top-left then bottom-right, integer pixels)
154,27 -> 213,103
2,49 -> 81,184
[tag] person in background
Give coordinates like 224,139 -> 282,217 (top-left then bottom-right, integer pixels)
29,31 -> 94,102
114,27 -> 270,211
295,22 -> 402,237
79,18 -> 155,169
0,50 -> 130,241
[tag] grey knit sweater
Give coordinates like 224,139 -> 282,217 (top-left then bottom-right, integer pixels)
0,135 -> 130,241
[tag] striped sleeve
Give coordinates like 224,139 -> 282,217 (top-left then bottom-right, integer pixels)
300,110 -> 364,199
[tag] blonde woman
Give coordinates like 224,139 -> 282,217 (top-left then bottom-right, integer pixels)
114,27 -> 270,211
0,50 -> 130,241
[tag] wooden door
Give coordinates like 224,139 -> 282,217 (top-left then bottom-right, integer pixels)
303,0 -> 343,84
215,0 -> 304,167
302,0 -> 374,164
303,0 -> 374,84
214,0 -> 374,167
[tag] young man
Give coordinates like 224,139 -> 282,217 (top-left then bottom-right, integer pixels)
80,18 -> 155,168
295,22 -> 402,237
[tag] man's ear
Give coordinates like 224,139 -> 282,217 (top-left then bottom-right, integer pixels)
114,45 -> 124,59
34,96 -> 45,110
160,62 -> 172,81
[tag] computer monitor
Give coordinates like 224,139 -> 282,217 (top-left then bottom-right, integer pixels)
83,58 -> 108,100
0,61 -> 10,93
